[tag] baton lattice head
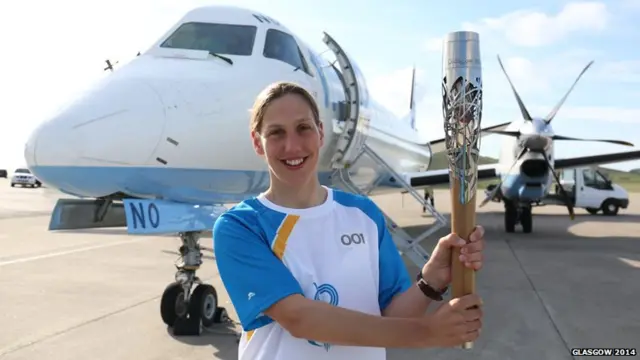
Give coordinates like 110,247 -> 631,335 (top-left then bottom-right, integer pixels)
442,75 -> 483,203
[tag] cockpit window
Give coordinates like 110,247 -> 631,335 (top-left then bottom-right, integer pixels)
160,22 -> 257,56
263,29 -> 309,72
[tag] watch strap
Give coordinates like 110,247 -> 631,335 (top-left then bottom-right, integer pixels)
415,272 -> 447,301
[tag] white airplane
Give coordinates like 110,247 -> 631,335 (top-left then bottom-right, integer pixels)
22,5 -> 640,333
476,56 -> 640,234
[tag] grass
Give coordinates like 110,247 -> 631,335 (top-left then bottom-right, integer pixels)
426,152 -> 640,192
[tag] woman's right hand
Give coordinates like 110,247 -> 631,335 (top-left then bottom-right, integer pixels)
419,294 -> 484,347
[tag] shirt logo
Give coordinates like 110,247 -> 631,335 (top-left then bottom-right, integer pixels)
340,232 -> 366,246
307,283 -> 339,351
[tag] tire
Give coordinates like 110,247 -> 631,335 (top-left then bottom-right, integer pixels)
601,200 -> 619,216
188,284 -> 218,327
521,207 -> 532,233
160,282 -> 187,327
504,201 -> 516,233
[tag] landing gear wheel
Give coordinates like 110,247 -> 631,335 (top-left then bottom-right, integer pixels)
422,191 -> 434,212
602,200 -> 619,216
520,207 -> 532,233
189,284 -> 218,327
160,282 -> 187,327
504,201 -> 516,233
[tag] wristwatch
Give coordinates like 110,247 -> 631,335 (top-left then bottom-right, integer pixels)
415,272 -> 448,301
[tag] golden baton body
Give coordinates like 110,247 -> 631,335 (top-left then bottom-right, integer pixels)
441,31 -> 483,350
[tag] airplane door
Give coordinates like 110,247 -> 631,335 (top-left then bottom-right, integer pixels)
575,168 -> 606,208
322,32 -> 372,169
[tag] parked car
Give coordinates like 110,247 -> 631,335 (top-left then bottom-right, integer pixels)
10,168 -> 42,188
0,169 -> 7,178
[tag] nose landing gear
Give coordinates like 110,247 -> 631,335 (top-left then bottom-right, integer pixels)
160,231 -> 230,335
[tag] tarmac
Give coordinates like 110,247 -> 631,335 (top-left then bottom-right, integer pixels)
0,178 -> 638,360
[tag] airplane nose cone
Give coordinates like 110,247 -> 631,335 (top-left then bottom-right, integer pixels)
30,78 -> 167,169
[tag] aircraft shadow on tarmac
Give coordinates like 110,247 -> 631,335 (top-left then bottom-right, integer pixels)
166,321 -> 241,359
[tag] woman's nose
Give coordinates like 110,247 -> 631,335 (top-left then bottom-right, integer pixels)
283,134 -> 304,152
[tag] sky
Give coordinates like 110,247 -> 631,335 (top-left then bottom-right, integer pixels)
1,0 -> 639,172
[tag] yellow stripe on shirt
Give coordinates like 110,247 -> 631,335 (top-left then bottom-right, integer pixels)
271,215 -> 300,260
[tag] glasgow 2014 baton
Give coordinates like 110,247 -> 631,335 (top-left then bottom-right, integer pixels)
441,30 -> 483,350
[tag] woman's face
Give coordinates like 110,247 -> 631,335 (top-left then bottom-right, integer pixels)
252,93 -> 324,188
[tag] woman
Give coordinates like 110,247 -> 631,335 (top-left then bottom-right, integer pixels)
213,82 -> 485,360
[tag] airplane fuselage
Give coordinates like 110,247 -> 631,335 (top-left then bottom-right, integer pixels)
24,6 -> 432,204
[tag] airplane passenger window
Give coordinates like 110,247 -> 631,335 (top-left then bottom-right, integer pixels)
160,22 -> 257,56
263,29 -> 309,72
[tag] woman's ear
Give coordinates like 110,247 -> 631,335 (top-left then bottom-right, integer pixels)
251,131 -> 265,156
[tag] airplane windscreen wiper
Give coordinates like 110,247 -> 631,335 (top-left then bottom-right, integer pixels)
208,51 -> 233,65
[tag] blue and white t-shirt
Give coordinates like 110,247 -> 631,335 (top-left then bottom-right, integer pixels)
213,186 -> 412,360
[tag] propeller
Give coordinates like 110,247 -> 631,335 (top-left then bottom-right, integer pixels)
496,55 -> 594,124
483,130 -> 634,147
547,162 -> 575,220
497,55 -> 532,122
543,60 -> 594,124
479,147 -> 527,207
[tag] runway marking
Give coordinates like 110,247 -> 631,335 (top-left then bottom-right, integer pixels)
0,238 -> 150,267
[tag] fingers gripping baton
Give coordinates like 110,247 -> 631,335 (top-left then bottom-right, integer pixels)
441,31 -> 483,350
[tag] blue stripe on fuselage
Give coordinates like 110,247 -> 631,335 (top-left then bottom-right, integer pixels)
500,173 -> 550,202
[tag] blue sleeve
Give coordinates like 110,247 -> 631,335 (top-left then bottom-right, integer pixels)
213,211 -> 304,331
374,205 -> 412,311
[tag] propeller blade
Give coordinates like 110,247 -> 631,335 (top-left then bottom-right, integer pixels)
551,134 -> 633,147
484,130 -> 521,138
479,148 -> 528,207
544,60 -> 595,124
497,55 -> 533,122
546,160 -> 575,220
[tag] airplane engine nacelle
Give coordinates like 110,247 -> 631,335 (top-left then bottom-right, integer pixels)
322,33 -> 372,169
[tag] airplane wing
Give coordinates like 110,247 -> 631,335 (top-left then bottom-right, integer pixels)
404,149 -> 640,188
428,121 -> 512,154
405,164 -> 500,188
555,150 -> 640,170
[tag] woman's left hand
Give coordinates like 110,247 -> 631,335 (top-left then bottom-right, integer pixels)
420,225 -> 485,290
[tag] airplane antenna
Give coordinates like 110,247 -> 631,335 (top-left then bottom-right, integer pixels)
103,59 -> 119,72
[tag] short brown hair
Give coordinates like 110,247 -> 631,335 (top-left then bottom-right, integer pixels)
250,81 -> 321,134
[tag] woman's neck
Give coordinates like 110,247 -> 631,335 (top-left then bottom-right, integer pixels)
264,177 -> 327,209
